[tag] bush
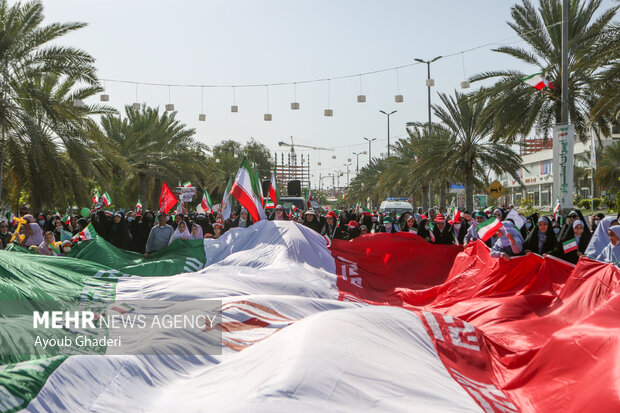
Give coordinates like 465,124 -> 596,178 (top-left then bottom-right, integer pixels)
518,197 -> 537,216
615,191 -> 620,212
579,198 -> 602,210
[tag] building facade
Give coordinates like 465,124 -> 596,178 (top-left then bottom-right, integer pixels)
498,132 -> 619,208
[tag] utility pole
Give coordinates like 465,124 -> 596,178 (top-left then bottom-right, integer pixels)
343,163 -> 351,187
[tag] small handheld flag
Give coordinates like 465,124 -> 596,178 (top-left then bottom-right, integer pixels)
102,192 -> 112,207
563,238 -> 578,253
136,198 -> 143,213
476,217 -> 503,242
201,190 -> 213,214
553,199 -> 561,221
92,189 -> 100,204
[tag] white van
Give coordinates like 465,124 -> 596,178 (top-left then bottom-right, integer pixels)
378,198 -> 414,216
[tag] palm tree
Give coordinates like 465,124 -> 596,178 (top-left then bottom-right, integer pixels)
422,91 -> 524,212
594,139 -> 620,193
471,0 -> 619,143
0,0 -> 99,204
100,105 -> 210,208
4,73 -> 114,210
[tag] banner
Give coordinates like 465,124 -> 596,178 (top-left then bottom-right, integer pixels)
552,124 -> 574,209
1,221 -> 619,412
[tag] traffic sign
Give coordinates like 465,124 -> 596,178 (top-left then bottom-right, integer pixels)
487,180 -> 506,200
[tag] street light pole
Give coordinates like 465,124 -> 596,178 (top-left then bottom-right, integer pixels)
352,151 -> 366,173
415,56 -> 442,208
379,110 -> 397,157
343,163 -> 351,187
363,137 -> 376,164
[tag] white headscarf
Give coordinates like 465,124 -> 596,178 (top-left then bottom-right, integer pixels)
169,222 -> 191,244
585,216 -> 616,258
595,225 -> 620,265
190,223 -> 203,239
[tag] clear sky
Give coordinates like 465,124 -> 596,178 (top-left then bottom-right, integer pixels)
41,0 -> 616,187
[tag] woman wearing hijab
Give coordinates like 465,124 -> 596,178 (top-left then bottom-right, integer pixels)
269,205 -> 289,221
595,225 -> 620,266
302,209 -> 323,233
417,218 -> 432,242
38,231 -> 59,256
190,223 -> 203,239
524,216 -> 557,255
431,214 -> 454,245
553,219 -> 592,264
401,214 -> 418,234
20,214 -> 44,247
585,216 -> 619,259
321,211 -> 344,240
109,212 -> 132,250
233,208 -> 253,228
169,221 -> 191,244
490,222 -> 524,261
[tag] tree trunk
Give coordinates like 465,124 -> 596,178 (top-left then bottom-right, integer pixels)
428,180 -> 434,209
465,159 -> 474,212
421,184 -> 429,212
439,184 -> 447,212
138,173 -> 149,204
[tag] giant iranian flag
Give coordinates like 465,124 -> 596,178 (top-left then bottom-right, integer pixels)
0,221 -> 619,412
230,157 -> 266,222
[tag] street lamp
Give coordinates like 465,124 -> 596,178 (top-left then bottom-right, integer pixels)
352,151 -> 366,173
415,55 -> 442,207
379,110 -> 397,157
343,163 -> 351,187
363,137 -> 376,163
414,56 -> 442,134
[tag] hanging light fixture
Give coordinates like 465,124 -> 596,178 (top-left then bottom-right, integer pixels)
133,84 -> 140,110
264,85 -> 272,121
73,99 -> 84,108
291,82 -> 300,110
426,79 -> 435,87
198,86 -> 206,121
357,75 -> 366,102
460,53 -> 470,89
394,69 -> 403,102
99,81 -> 109,101
165,85 -> 174,111
231,86 -> 238,112
324,79 -> 333,117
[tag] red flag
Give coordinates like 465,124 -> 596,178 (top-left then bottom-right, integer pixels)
159,182 -> 178,214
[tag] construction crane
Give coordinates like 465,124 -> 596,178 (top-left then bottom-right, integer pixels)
277,136 -> 335,153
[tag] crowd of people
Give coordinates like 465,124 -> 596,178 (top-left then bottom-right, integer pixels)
1,203 -> 619,266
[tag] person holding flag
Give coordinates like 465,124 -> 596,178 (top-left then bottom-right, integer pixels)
136,198 -> 143,214
38,231 -> 60,256
489,222 -> 524,261
553,219 -> 592,264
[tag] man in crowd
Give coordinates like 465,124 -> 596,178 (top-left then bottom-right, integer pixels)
144,213 -> 174,257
